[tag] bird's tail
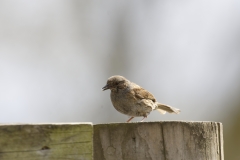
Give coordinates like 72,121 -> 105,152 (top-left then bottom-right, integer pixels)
157,103 -> 181,114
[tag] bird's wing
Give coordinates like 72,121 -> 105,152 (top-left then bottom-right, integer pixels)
132,87 -> 156,102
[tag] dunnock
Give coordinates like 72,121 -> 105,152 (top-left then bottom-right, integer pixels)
102,75 -> 180,122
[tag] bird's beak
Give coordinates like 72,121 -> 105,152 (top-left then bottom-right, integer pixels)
102,84 -> 109,91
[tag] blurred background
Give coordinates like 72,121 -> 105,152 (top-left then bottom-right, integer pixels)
0,0 -> 240,159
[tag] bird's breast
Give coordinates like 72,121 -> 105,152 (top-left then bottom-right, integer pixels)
110,89 -> 152,117
110,89 -> 137,115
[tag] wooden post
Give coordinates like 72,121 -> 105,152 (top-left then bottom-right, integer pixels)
94,121 -> 224,160
0,121 -> 223,160
0,123 -> 93,160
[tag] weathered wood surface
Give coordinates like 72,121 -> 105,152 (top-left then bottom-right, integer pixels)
94,121 -> 224,160
0,121 -> 224,160
0,123 -> 93,160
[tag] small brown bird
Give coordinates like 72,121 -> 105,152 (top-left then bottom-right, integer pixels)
102,75 -> 180,122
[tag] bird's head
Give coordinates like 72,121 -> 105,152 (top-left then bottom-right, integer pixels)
102,75 -> 129,91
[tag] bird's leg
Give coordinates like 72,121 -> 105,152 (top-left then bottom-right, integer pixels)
126,117 -> 134,122
140,116 -> 147,122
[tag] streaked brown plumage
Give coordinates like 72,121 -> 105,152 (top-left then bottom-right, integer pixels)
102,75 -> 180,122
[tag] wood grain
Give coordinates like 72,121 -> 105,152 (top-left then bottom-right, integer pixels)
94,121 -> 224,160
0,123 -> 92,160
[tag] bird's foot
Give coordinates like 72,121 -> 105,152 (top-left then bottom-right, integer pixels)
126,117 -> 134,123
140,116 -> 147,122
